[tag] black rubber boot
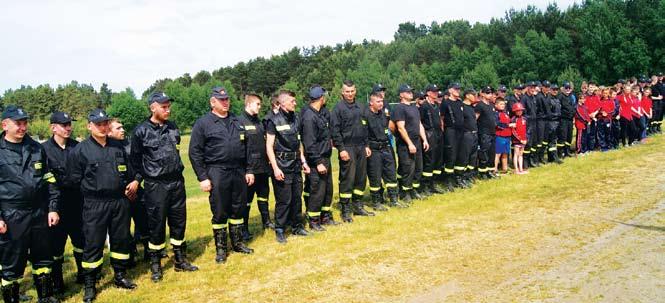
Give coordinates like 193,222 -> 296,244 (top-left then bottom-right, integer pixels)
320,210 -> 340,226
399,189 -> 412,205
291,223 -> 309,236
352,199 -> 375,216
370,192 -> 388,211
340,199 -> 354,223
242,207 -> 253,242
275,228 -> 287,244
51,259 -> 64,295
213,228 -> 228,264
549,149 -> 563,164
82,273 -> 96,303
173,244 -> 199,272
112,270 -> 136,290
34,273 -> 59,303
455,174 -> 469,189
229,224 -> 254,254
258,201 -> 275,230
149,251 -> 163,282
429,179 -> 444,194
1,283 -> 19,303
387,188 -> 406,208
444,175 -> 456,192
308,216 -> 326,232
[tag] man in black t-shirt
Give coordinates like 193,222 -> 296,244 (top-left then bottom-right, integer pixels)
392,85 -> 429,203
440,83 -> 466,190
474,86 -> 498,179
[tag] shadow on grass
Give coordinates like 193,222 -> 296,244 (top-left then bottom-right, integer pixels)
610,220 -> 665,232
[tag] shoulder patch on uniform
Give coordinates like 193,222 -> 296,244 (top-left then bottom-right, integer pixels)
276,125 -> 291,131
245,125 -> 256,131
117,165 -> 127,172
34,162 -> 43,170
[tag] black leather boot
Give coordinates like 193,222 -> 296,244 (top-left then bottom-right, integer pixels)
275,228 -> 287,244
229,224 -> 254,254
34,273 -> 59,303
388,188 -> 406,208
51,259 -> 64,295
1,283 -> 19,303
308,216 -> 326,231
320,210 -> 340,225
213,228 -> 228,264
352,199 -> 375,216
340,199 -> 353,223
149,251 -> 163,282
112,270 -> 136,290
173,244 -> 199,272
258,201 -> 275,229
73,251 -> 85,284
370,192 -> 388,211
82,273 -> 97,303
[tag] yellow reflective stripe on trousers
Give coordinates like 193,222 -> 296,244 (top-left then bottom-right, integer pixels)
523,150 -> 531,154
32,267 -> 51,275
256,197 -> 268,202
82,257 -> 104,269
302,192 -> 310,197
1,278 -> 22,286
422,172 -> 433,177
110,252 -> 130,260
228,218 -> 244,225
478,167 -> 488,172
444,168 -> 454,173
53,255 -> 64,261
321,206 -> 331,211
466,165 -> 475,170
339,193 -> 352,199
564,142 -> 571,146
149,242 -> 166,250
385,183 -> 397,188
353,189 -> 364,196
307,211 -> 321,217
212,223 -> 228,230
432,170 -> 442,175
369,186 -> 381,192
170,238 -> 185,246
401,186 -> 411,191
556,143 -> 565,147
72,246 -> 84,254
396,174 -> 402,179
454,166 -> 466,171
548,147 -> 557,151
412,183 -> 420,188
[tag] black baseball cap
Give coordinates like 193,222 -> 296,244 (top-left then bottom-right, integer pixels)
513,84 -> 525,90
414,90 -> 425,99
211,87 -> 230,99
550,84 -> 559,90
657,72 -> 663,77
481,86 -> 493,94
542,80 -> 551,87
308,85 -> 326,100
148,91 -> 172,104
463,88 -> 477,96
527,81 -> 537,87
618,79 -> 627,84
425,84 -> 440,92
437,91 -> 445,98
398,84 -> 413,93
1,105 -> 29,121
497,84 -> 507,92
50,111 -> 75,124
562,81 -> 572,89
372,83 -> 387,93
448,82 -> 461,90
88,108 -> 110,123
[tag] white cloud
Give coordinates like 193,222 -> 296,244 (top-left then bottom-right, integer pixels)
0,0 -> 578,95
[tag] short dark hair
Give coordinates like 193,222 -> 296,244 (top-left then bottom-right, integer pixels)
369,92 -> 383,100
244,93 -> 263,105
342,80 -> 355,87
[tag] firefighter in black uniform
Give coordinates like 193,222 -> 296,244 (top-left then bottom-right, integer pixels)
558,82 -> 576,158
475,87 -> 497,180
535,81 -> 552,165
523,81 -> 539,167
546,85 -> 563,164
189,87 -> 254,264
392,85 -> 430,203
42,111 -> 85,294
461,90 -> 479,184
300,86 -> 335,231
331,80 -> 372,222
506,84 -> 524,116
0,106 -> 60,303
419,84 -> 444,195
67,109 -> 138,303
364,91 -> 404,209
238,93 -> 275,240
130,92 -> 198,283
266,90 -> 311,243
440,83 -> 467,190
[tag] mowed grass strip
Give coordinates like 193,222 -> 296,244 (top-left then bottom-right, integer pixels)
46,134 -> 665,303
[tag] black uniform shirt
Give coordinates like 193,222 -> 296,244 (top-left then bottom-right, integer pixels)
331,100 -> 368,152
462,103 -> 478,132
238,111 -> 270,175
300,105 -> 332,166
0,133 -> 59,216
131,119 -> 184,181
559,93 -> 576,120
474,101 -> 496,135
391,102 -> 421,142
365,106 -> 390,144
67,136 -> 133,200
266,110 -> 301,173
42,136 -> 79,191
440,98 -> 465,130
419,101 -> 442,133
189,112 -> 247,182
523,94 -> 539,121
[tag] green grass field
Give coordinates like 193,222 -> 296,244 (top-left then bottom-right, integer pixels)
27,134 -> 665,302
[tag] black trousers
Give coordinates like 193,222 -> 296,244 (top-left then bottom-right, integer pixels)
337,145 -> 367,200
536,119 -> 546,151
654,101 -> 663,126
272,172 -> 303,230
443,128 -> 464,175
586,120 -> 598,150
477,133 -> 494,172
51,190 -> 84,261
0,208 -> 53,283
525,119 -> 537,156
305,159 -> 332,217
459,132 -> 478,170
367,145 -> 398,193
130,188 -> 149,242
422,131 -> 443,182
557,119 -> 574,150
247,172 -> 270,217
619,117 -> 637,146
396,139 -> 421,191
597,120 -> 613,150
611,119 -> 621,148
81,198 -> 132,273
546,121 -> 559,156
144,178 -> 187,251
208,167 -> 247,230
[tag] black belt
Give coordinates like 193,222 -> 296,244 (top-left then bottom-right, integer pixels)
276,151 -> 298,160
369,141 -> 390,150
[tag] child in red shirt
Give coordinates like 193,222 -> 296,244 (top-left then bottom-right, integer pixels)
642,88 -> 653,136
494,99 -> 512,174
598,87 -> 616,151
575,95 -> 591,154
510,102 -> 528,174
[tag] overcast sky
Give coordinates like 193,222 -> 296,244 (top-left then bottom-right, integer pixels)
1,0 -> 578,96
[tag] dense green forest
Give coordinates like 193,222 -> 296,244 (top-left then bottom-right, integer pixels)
2,0 -> 664,136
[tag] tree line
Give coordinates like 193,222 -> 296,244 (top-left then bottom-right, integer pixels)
1,0 -> 663,137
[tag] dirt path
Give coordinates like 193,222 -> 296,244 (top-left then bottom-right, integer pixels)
410,197 -> 665,303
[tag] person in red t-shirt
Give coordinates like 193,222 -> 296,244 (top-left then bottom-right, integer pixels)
617,86 -> 637,146
494,99 -> 512,173
511,103 -> 528,174
585,86 -> 601,151
631,86 -> 645,141
641,88 -> 654,137
598,87 -> 615,151
575,95 -> 591,154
